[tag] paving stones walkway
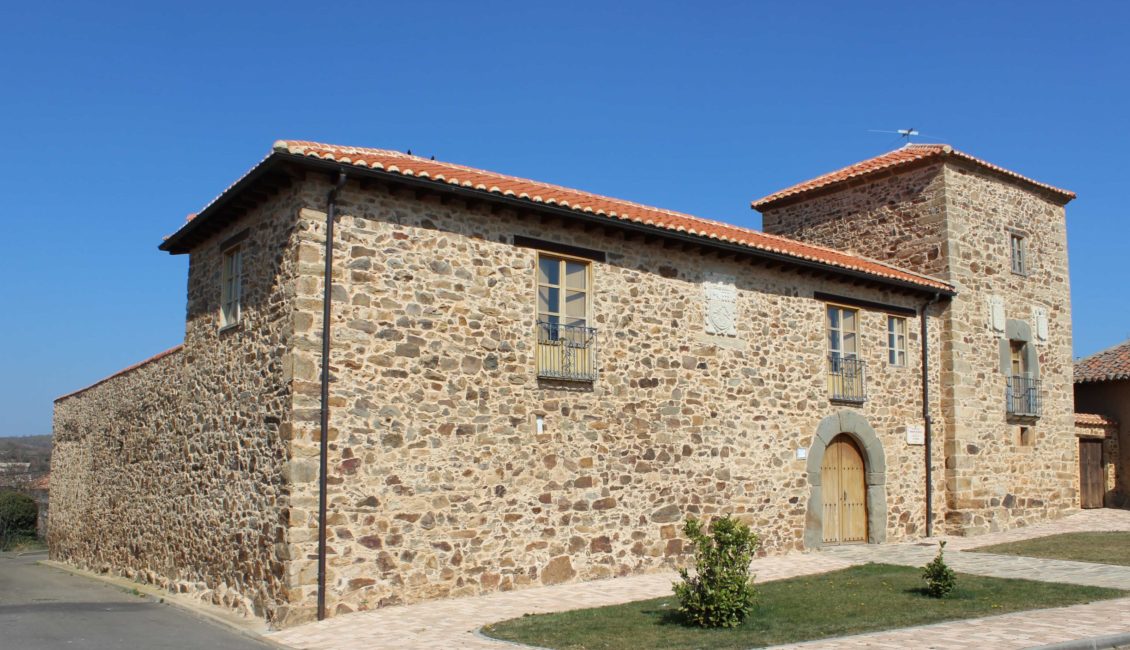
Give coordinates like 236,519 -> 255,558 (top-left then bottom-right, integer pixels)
267,509 -> 1130,650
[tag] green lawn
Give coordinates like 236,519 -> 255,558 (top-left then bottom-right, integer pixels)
969,532 -> 1130,566
481,564 -> 1125,650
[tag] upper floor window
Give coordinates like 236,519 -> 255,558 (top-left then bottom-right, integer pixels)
536,253 -> 596,381
1010,233 -> 1027,275
220,246 -> 243,328
887,316 -> 907,366
827,305 -> 864,402
827,305 -> 858,359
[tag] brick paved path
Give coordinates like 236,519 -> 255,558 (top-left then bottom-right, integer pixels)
268,509 -> 1130,650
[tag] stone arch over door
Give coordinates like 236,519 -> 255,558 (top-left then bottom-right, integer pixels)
804,411 -> 887,548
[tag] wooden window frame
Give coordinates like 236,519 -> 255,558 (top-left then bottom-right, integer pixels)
220,245 -> 243,329
826,303 -> 860,359
887,315 -> 907,367
536,251 -> 592,329
535,251 -> 595,381
1009,232 -> 1027,276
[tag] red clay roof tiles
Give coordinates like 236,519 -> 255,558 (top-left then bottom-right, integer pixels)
751,143 -> 1075,209
267,140 -> 953,292
1075,339 -> 1130,384
1076,413 -> 1119,427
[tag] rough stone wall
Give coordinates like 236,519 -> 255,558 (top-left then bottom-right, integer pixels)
759,163 -> 952,281
759,160 -> 1076,535
281,178 -> 946,622
1076,380 -> 1130,506
50,184 -> 306,624
940,163 -> 1075,533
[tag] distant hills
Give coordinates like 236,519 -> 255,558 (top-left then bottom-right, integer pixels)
0,435 -> 51,474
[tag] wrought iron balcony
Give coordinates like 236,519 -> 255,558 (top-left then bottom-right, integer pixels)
536,321 -> 598,382
1006,375 -> 1042,417
828,354 -> 866,403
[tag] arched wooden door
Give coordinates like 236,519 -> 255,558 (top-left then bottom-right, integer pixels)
821,434 -> 868,544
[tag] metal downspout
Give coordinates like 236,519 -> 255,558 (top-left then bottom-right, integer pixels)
318,171 -> 348,621
922,292 -> 942,537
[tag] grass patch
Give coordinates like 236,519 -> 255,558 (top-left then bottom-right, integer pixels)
482,563 -> 1124,649
969,532 -> 1130,566
0,534 -> 44,553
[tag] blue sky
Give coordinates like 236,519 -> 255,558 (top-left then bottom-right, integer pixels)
1,1 -> 1127,436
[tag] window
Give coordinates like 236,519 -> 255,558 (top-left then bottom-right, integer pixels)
220,246 -> 243,328
1010,233 -> 1027,275
1010,340 -> 1028,377
1006,340 -> 1041,416
887,316 -> 907,366
536,253 -> 596,380
827,305 -> 864,401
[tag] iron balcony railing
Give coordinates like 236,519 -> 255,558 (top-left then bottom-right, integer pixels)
1006,375 -> 1042,417
828,354 -> 866,403
536,321 -> 598,382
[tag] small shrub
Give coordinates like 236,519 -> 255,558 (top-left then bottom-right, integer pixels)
673,515 -> 759,628
922,540 -> 957,598
0,491 -> 38,550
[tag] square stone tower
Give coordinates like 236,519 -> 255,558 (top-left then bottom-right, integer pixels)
754,144 -> 1077,535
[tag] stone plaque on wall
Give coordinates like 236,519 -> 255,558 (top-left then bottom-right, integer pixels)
703,272 -> 738,337
988,295 -> 1006,336
1033,306 -> 1049,345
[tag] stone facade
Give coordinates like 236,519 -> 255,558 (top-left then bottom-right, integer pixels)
760,158 -> 1077,535
278,181 -> 945,621
51,183 -> 309,622
51,144 -> 1075,628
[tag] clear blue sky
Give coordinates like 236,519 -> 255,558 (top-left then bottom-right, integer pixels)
1,1 -> 1127,436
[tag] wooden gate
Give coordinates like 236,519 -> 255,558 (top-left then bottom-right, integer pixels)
1079,438 -> 1105,509
821,434 -> 868,543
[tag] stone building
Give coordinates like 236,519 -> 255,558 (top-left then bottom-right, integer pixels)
1074,339 -> 1130,507
52,141 -> 1077,627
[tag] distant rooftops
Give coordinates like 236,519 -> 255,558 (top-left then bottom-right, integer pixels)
752,143 -> 1075,210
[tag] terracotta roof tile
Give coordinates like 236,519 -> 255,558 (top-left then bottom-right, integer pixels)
1076,413 -> 1119,427
751,143 -> 1075,209
264,140 -> 952,293
1075,339 -> 1130,384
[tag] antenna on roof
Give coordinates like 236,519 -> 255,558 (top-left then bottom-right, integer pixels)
868,128 -> 921,144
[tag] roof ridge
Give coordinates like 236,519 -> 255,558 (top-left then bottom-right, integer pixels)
1075,338 -> 1130,363
752,144 -> 1074,209
166,139 -> 955,292
278,140 -> 757,234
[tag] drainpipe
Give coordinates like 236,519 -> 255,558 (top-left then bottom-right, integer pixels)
921,292 -> 942,538
317,171 -> 348,621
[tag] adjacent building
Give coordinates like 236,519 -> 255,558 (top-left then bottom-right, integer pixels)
52,141 -> 1078,627
1074,339 -> 1130,507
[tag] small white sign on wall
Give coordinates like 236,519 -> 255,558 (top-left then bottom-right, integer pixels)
796,447 -> 808,460
906,424 -> 925,446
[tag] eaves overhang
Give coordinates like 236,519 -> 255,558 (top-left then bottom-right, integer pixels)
160,149 -> 955,298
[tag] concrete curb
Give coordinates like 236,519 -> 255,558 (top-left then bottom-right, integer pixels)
36,557 -> 293,650
472,626 -> 554,649
1028,632 -> 1130,650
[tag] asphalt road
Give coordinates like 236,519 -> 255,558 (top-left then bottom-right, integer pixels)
0,551 -> 275,649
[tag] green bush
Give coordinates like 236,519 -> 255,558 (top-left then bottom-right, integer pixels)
0,491 -> 38,550
922,540 -> 957,598
673,515 -> 759,628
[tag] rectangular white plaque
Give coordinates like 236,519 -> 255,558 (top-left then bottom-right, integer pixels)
906,424 -> 925,445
